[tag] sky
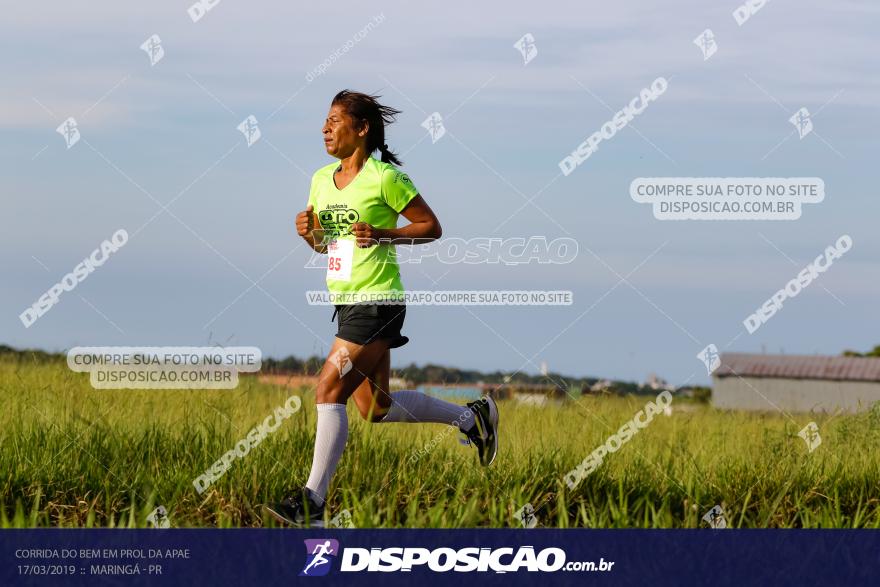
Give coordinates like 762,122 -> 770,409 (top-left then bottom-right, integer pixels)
2,0 -> 878,386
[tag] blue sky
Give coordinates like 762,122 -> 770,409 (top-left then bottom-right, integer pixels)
2,0 -> 878,386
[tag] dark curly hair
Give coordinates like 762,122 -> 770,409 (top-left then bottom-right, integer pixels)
331,89 -> 403,166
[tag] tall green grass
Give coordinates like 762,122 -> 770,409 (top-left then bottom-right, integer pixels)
2,359 -> 879,528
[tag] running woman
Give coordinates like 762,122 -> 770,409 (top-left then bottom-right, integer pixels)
266,90 -> 498,527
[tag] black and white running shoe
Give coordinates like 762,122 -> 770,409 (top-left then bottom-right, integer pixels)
265,488 -> 324,527
463,396 -> 499,466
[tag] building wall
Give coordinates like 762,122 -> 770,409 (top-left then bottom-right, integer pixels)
712,377 -> 880,413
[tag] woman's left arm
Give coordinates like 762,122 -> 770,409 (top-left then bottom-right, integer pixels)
351,195 -> 442,248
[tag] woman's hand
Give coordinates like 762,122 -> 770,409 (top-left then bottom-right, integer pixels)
296,205 -> 315,237
296,204 -> 326,252
351,222 -> 384,248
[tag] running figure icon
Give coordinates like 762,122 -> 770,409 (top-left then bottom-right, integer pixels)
302,540 -> 335,575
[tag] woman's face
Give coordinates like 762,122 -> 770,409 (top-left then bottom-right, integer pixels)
323,103 -> 367,159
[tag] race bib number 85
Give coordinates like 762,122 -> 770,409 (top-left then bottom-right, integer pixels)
327,238 -> 354,282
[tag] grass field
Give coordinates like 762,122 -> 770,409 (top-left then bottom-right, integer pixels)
3,358 -> 880,528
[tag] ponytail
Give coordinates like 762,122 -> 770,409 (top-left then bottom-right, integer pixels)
378,143 -> 401,166
332,90 -> 403,166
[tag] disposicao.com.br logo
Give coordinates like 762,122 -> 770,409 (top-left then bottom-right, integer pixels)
301,539 -> 340,577
300,539 -> 614,575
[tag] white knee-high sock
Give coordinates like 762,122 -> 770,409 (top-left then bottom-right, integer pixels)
380,390 -> 475,431
305,403 -> 348,505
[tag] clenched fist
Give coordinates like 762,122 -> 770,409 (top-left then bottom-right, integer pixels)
351,222 -> 384,248
296,204 -> 315,237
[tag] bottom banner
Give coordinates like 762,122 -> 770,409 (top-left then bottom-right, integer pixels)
3,529 -> 877,586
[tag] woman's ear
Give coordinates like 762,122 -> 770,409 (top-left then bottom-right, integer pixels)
358,120 -> 369,137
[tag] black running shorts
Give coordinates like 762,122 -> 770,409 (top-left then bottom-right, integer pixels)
332,304 -> 409,348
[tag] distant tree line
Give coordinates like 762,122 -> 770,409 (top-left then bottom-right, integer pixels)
0,344 -> 650,395
13,343 -> 811,400
0,344 -> 62,364
843,345 -> 880,358
261,355 -> 325,375
263,355 -> 611,390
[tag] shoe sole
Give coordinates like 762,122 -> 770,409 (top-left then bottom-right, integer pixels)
484,395 -> 499,466
263,504 -> 325,528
